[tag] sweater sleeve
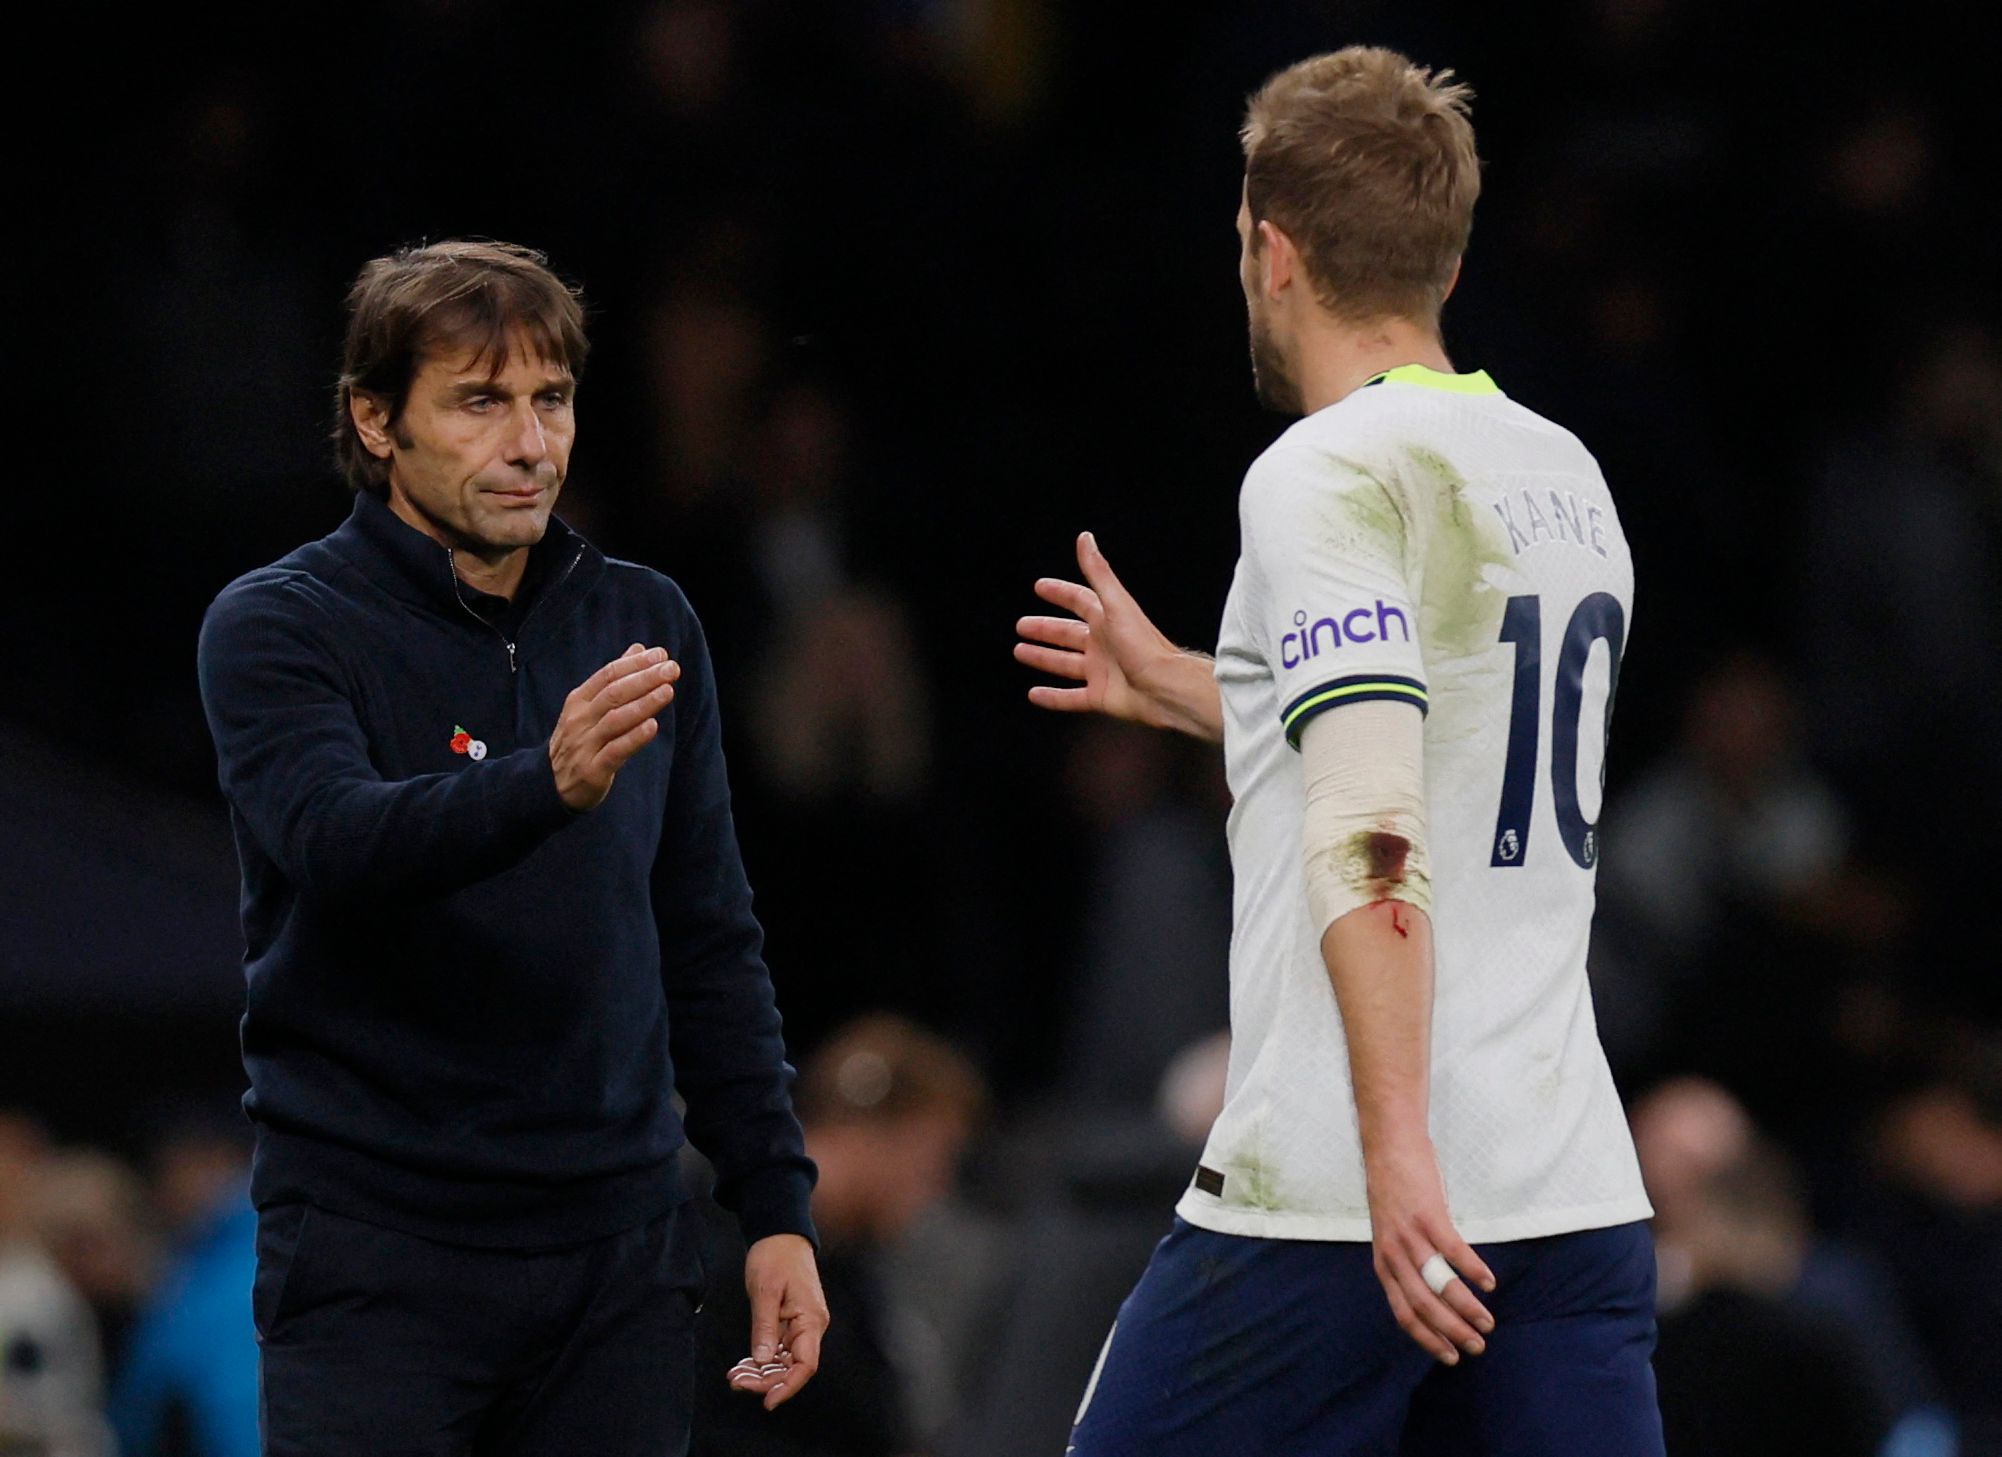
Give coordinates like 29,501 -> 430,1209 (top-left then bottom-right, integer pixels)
652,591 -> 818,1248
196,574 -> 578,901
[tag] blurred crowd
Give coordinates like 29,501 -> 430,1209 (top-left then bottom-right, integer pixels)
11,0 -> 2002,1452
1,1106 -> 255,1455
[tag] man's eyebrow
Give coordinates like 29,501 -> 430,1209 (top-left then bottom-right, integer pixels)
441,372 -> 575,401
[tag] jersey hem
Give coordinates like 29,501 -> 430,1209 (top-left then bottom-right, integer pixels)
1172,1192 -> 1654,1244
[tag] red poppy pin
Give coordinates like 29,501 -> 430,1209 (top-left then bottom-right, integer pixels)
450,724 -> 488,761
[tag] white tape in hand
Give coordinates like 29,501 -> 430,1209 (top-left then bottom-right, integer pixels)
1420,1253 -> 1457,1295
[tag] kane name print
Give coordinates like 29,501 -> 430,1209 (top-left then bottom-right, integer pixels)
1491,488 -> 1610,559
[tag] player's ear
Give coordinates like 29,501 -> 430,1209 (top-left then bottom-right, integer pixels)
1442,257 -> 1463,304
349,389 -> 397,461
1256,218 -> 1296,300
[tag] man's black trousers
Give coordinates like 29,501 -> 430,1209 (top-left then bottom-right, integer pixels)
254,1199 -> 706,1456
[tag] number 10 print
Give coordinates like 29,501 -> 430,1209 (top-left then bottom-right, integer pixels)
1491,593 -> 1625,870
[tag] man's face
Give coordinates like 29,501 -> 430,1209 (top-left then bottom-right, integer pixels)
364,334 -> 577,557
1238,190 -> 1302,415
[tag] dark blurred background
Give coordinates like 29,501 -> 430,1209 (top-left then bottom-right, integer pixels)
6,0 -> 2002,1453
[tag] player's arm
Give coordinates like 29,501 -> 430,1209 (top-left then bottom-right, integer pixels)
1014,531 -> 1223,742
1300,702 -> 1496,1365
197,577 -> 676,901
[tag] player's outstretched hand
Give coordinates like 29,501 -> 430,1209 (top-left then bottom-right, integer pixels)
1364,1137 -> 1497,1365
728,1234 -> 829,1411
1015,532 -> 1221,740
549,643 -> 681,811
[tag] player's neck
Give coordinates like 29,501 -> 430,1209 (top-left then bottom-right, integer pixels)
1292,315 -> 1455,415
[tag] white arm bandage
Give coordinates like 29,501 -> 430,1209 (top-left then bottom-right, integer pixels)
1299,699 -> 1431,936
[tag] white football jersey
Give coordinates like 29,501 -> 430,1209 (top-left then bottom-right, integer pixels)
1177,364 -> 1653,1244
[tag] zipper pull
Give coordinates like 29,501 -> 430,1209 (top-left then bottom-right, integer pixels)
505,639 -> 518,674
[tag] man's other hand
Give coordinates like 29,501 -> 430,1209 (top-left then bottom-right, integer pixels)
1365,1136 -> 1498,1365
549,644 -> 680,811
727,1234 -> 829,1411
1015,532 -> 1220,739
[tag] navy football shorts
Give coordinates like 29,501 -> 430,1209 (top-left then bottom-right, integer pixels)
1066,1217 -> 1663,1457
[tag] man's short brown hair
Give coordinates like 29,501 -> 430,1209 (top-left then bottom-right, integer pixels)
333,240 -> 589,496
1241,47 -> 1480,325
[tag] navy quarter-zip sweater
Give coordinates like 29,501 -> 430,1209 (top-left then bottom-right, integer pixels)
196,489 -> 816,1250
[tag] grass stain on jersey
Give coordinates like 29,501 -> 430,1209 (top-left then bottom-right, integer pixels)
1403,446 -> 1516,664
1322,457 -> 1410,553
1232,1115 -> 1284,1211
1238,1155 -> 1281,1211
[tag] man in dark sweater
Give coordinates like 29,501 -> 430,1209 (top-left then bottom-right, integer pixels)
196,240 -> 827,1455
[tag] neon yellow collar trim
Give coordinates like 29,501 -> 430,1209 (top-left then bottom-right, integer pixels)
1364,363 -> 1500,396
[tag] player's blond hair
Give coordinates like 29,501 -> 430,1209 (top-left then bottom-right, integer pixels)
1241,47 -> 1480,325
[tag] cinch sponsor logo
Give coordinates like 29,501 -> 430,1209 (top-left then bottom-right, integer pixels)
1281,601 -> 1411,669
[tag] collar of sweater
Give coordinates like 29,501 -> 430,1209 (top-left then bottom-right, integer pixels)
332,487 -> 598,625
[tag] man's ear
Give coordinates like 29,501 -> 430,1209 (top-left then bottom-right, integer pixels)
349,390 -> 397,462
1256,218 -> 1297,301
1442,257 -> 1463,304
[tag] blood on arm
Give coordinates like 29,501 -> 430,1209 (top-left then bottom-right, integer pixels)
1299,698 -> 1431,934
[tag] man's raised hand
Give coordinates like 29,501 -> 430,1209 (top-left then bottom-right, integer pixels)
549,643 -> 681,811
1014,532 -> 1224,742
